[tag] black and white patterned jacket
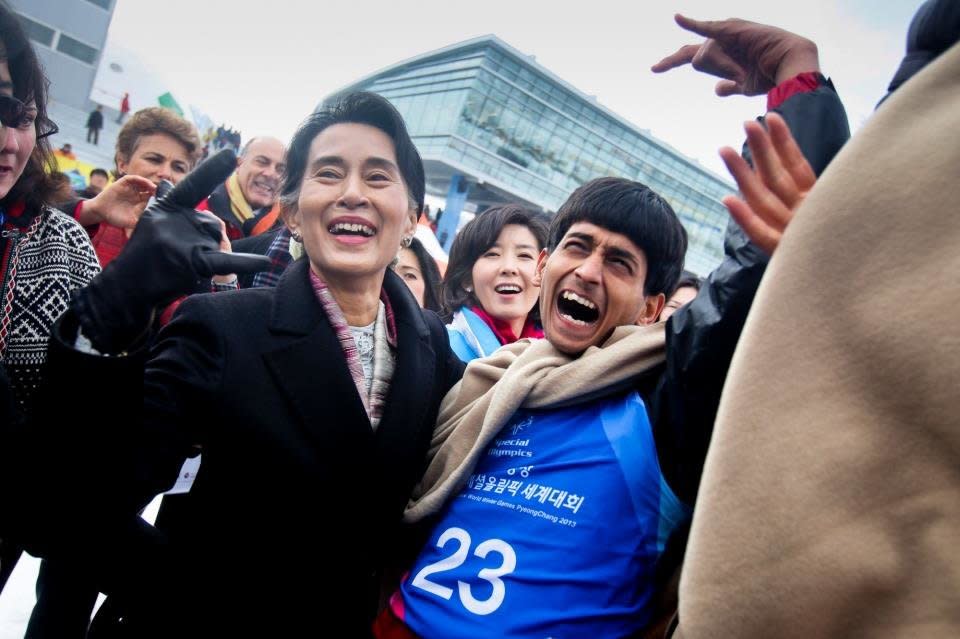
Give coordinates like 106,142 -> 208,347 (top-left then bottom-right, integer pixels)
0,205 -> 100,420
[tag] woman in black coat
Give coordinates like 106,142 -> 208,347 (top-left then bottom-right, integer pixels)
18,92 -> 464,638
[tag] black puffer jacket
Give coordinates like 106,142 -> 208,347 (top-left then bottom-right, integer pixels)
654,78 -> 850,505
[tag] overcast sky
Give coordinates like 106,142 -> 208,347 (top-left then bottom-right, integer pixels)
103,0 -> 919,178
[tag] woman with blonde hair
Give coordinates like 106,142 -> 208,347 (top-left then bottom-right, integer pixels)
74,106 -> 202,266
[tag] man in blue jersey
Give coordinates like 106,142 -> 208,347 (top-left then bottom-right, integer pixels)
374,15 -> 850,639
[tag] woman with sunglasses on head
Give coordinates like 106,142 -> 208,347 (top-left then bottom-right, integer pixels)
442,205 -> 549,362
0,1 -> 100,600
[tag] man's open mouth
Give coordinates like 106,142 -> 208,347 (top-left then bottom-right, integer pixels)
556,290 -> 599,325
329,222 -> 376,237
251,180 -> 276,195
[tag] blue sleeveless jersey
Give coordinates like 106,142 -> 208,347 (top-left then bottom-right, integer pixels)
396,391 -> 690,638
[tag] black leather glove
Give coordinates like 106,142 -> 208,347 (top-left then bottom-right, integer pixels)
71,149 -> 272,353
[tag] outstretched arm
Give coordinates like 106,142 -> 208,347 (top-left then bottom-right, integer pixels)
651,16 -> 848,505
651,14 -> 820,97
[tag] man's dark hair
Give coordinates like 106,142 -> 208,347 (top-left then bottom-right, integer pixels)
442,204 -> 549,318
671,270 -> 702,296
0,1 -> 59,211
403,236 -> 445,318
280,92 -> 424,214
549,177 -> 687,297
89,168 -> 109,180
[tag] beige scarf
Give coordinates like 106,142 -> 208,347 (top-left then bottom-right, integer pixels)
675,42 -> 960,638
404,323 -> 667,522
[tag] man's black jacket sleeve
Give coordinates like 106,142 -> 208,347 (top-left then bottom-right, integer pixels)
652,80 -> 851,505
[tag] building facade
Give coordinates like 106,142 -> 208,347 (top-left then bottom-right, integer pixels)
325,35 -> 735,276
10,0 -> 115,111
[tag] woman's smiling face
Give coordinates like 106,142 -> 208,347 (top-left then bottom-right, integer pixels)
287,122 -> 416,288
469,224 -> 541,335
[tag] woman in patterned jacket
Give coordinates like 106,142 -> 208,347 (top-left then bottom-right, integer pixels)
0,0 -> 100,602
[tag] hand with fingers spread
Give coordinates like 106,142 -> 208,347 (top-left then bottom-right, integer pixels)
78,175 -> 157,229
719,112 -> 816,254
651,14 -> 820,97
71,149 -> 272,353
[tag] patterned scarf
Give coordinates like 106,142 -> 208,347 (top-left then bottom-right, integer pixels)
224,173 -> 281,237
309,270 -> 397,429
225,171 -> 256,224
250,227 -> 295,289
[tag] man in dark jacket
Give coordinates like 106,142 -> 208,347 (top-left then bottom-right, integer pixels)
85,106 -> 103,145
672,3 -> 960,637
373,16 -> 849,639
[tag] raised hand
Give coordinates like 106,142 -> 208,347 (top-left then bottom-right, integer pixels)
719,113 -> 816,254
651,14 -> 819,97
80,175 -> 156,229
71,150 -> 271,352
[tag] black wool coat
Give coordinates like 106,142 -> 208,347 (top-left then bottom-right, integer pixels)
27,259 -> 464,637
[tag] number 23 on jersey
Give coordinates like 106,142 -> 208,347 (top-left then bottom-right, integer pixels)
411,526 -> 517,616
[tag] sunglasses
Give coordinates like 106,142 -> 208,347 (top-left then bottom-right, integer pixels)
0,94 -> 59,139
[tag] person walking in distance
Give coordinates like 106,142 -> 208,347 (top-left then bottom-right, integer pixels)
117,92 -> 129,124
86,105 -> 103,145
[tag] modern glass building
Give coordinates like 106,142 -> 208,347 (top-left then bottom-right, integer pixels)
11,0 -> 116,111
324,35 -> 735,275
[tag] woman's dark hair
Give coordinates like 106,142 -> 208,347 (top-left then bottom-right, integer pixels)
279,91 -> 424,214
549,177 -> 687,297
0,2 -> 60,211
441,204 -> 549,319
403,236 -> 445,318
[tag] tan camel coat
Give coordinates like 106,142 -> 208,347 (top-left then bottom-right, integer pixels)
675,42 -> 960,638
